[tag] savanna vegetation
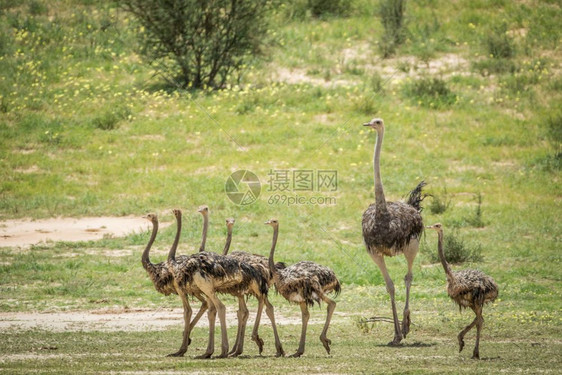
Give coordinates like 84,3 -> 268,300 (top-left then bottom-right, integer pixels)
0,0 -> 560,373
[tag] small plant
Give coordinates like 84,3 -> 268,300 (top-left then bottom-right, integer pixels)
91,107 -> 131,131
368,72 -> 385,94
378,0 -> 406,58
429,187 -> 451,214
352,94 -> 378,115
307,0 -> 352,18
402,77 -> 457,108
545,113 -> 562,153
466,192 -> 486,228
484,23 -> 515,60
428,230 -> 483,264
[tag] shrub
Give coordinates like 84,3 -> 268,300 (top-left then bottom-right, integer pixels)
484,23 -> 515,59
545,113 -> 562,152
428,231 -> 483,264
121,0 -> 271,89
308,0 -> 352,18
429,188 -> 451,214
466,192 -> 486,228
92,107 -> 131,131
378,0 -> 406,58
402,77 -> 456,108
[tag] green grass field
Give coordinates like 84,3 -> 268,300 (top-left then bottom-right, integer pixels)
0,0 -> 561,373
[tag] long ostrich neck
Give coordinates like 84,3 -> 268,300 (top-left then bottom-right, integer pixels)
222,225 -> 233,255
141,220 -> 158,269
167,214 -> 182,262
199,212 -> 208,252
374,127 -> 387,210
437,230 -> 453,279
268,225 -> 279,278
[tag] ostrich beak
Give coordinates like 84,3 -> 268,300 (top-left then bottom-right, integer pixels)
264,220 -> 271,225
363,122 -> 371,126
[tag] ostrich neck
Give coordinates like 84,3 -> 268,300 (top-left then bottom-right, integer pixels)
141,220 -> 158,269
222,226 -> 233,255
167,214 -> 182,262
437,230 -> 453,279
199,213 -> 208,252
374,128 -> 387,211
268,226 -> 279,278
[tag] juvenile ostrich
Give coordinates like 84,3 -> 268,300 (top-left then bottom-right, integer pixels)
266,219 -> 340,357
362,117 -> 426,345
427,223 -> 498,359
168,210 -> 269,358
141,213 -> 177,296
198,205 -> 209,252
222,218 -> 285,357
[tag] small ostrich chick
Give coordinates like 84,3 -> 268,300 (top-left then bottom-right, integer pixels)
427,223 -> 498,359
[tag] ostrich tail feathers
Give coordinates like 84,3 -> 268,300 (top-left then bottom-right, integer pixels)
406,180 -> 428,212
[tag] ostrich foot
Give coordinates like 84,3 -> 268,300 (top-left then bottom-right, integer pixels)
215,351 -> 228,359
275,348 -> 285,358
252,335 -> 264,354
402,309 -> 411,338
458,334 -> 465,353
288,351 -> 303,358
472,349 -> 480,360
194,352 -> 212,359
166,338 -> 191,357
228,348 -> 243,358
320,336 -> 332,354
166,349 -> 186,357
388,334 -> 403,346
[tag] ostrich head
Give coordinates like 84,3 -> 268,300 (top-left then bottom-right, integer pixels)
426,223 -> 443,232
172,209 -> 182,218
226,218 -> 235,228
363,117 -> 384,131
144,213 -> 158,224
265,219 -> 279,228
197,205 -> 209,216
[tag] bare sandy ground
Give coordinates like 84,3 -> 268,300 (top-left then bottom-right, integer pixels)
0,308 -> 348,332
0,216 -> 155,248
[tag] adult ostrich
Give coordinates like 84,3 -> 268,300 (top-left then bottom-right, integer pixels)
427,223 -> 498,359
362,117 -> 426,345
266,219 -> 340,357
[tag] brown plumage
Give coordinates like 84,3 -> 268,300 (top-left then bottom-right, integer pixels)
222,218 -> 285,357
266,219 -> 341,358
427,223 -> 498,359
361,117 -> 426,345
167,208 -> 269,359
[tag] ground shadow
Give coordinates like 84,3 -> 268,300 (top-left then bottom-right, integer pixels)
374,341 -> 437,348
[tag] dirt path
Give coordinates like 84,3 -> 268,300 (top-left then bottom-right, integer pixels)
0,216 -> 157,248
0,308 -> 349,332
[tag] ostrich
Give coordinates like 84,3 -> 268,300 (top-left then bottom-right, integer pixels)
222,218 -> 285,357
426,223 -> 498,359
141,213 -> 177,296
362,117 -> 426,345
167,210 -> 269,358
141,212 -> 208,357
266,219 -> 341,357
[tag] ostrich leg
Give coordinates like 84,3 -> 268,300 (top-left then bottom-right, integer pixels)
210,293 -> 229,358
167,291 -> 193,357
289,302 -> 310,358
472,306 -> 484,359
189,296 -> 208,332
458,315 -> 478,353
251,298 -> 265,354
229,296 -> 249,357
196,300 -> 217,359
402,241 -> 418,338
369,252 -> 402,345
264,297 -> 285,357
319,293 -> 336,354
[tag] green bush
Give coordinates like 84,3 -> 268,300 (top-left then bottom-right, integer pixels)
308,0 -> 352,18
545,113 -> 562,153
429,188 -> 451,214
484,23 -> 515,59
91,107 -> 131,131
402,77 -> 457,108
378,0 -> 406,57
428,231 -> 483,264
121,0 -> 271,89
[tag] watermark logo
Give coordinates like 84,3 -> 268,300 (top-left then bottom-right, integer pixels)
225,170 -> 261,205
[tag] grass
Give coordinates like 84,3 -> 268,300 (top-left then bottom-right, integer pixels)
1,0 -> 561,373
